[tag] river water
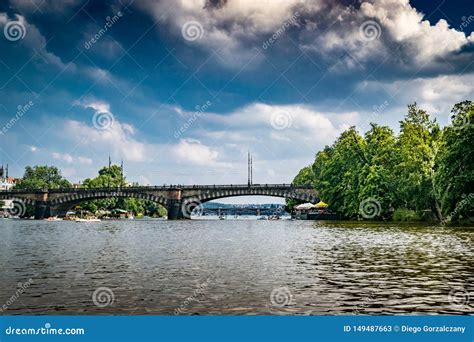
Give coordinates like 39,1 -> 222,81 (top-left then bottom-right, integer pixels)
0,219 -> 472,315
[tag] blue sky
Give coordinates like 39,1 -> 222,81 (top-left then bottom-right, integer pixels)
0,0 -> 473,202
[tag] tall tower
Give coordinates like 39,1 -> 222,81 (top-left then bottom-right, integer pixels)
120,159 -> 124,188
250,154 -> 253,185
247,152 -> 250,186
247,152 -> 253,186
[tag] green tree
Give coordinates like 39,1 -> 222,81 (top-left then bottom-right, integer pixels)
15,165 -> 71,190
287,165 -> 314,210
317,127 -> 366,218
396,103 -> 441,219
81,164 -> 166,217
434,101 -> 474,221
358,124 -> 399,219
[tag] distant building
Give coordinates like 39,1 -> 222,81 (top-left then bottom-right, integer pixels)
0,165 -> 15,191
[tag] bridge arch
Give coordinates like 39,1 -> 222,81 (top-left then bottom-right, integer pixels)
180,187 -> 318,218
48,191 -> 169,217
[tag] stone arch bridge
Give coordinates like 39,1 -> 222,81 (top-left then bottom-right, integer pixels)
0,184 -> 318,220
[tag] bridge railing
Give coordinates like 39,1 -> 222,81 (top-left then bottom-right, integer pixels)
0,183 -> 314,194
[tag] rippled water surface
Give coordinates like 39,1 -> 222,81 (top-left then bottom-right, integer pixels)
0,219 -> 472,315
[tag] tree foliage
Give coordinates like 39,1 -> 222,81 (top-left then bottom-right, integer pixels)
434,101 -> 474,220
80,165 -> 166,217
292,101 -> 473,221
15,165 -> 71,190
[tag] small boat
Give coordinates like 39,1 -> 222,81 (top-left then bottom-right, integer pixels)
45,216 -> 63,221
75,218 -> 101,223
75,209 -> 100,222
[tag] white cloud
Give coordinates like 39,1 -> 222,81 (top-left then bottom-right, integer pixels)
52,152 -> 93,165
138,0 -> 473,69
361,73 -> 474,119
360,0 -> 468,62
64,119 -> 148,162
74,98 -> 111,114
204,102 -> 351,147
172,138 -> 219,166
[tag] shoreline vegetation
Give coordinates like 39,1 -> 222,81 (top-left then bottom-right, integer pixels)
289,101 -> 473,225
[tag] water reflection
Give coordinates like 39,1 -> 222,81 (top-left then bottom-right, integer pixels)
0,220 -> 472,315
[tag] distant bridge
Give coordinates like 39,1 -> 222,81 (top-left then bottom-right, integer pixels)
201,207 -> 285,216
0,184 -> 318,220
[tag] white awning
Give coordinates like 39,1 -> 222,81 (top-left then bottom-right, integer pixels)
294,203 -> 315,210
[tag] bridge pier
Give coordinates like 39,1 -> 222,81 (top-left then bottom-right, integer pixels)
167,200 -> 184,220
34,201 -> 51,220
166,189 -> 185,220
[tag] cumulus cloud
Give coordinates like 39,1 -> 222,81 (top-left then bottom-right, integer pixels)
203,102 -> 352,148
172,138 -> 219,165
139,0 -> 474,70
360,73 -> 474,119
52,152 -> 93,165
63,119 -> 148,162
